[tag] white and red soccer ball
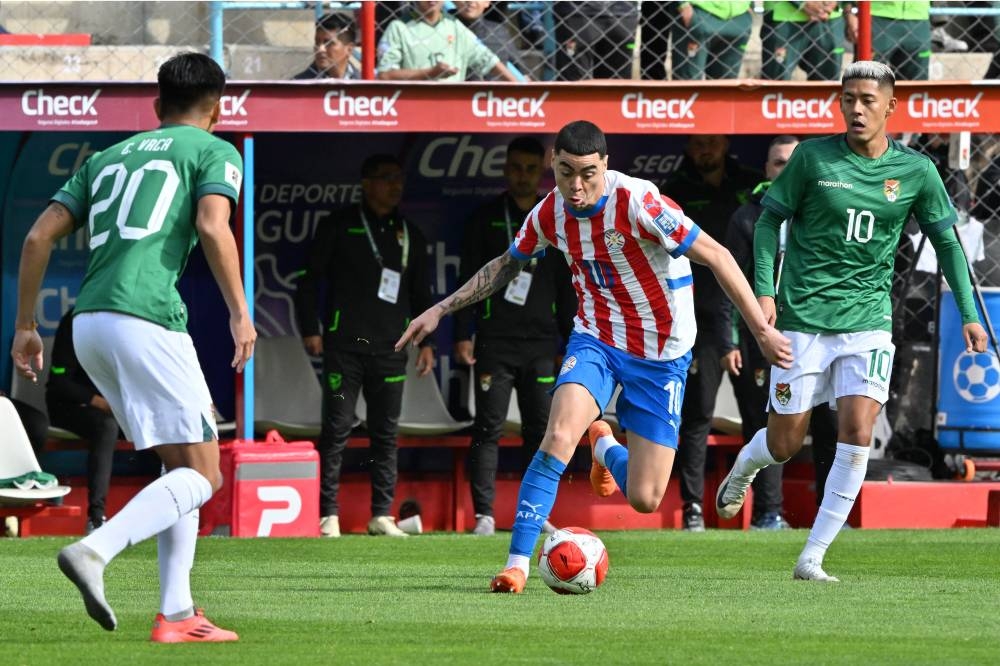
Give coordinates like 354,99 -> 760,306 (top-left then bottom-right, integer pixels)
537,527 -> 609,594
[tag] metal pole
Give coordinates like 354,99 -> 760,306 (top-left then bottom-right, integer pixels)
242,134 -> 256,441
209,1 -> 226,70
857,2 -> 872,61
361,1 -> 376,79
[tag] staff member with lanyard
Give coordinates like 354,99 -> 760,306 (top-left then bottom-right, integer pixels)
453,137 -> 575,536
295,153 -> 435,538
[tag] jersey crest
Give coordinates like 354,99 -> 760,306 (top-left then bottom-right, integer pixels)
883,179 -> 900,202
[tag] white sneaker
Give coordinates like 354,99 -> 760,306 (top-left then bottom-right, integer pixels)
472,514 -> 495,536
931,26 -> 969,52
793,557 -> 840,582
715,465 -> 757,520
367,515 -> 408,537
319,515 -> 340,538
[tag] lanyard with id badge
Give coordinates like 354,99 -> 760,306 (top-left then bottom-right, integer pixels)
360,208 -> 409,304
502,199 -> 536,306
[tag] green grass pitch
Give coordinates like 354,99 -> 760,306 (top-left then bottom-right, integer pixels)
2,529 -> 998,665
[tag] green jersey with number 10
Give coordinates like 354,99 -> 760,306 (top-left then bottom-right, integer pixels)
52,124 -> 243,331
759,134 -> 955,334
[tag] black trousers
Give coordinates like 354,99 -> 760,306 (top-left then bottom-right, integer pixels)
318,347 -> 406,517
46,399 -> 118,523
11,397 -> 48,455
809,403 -> 839,505
467,339 -> 554,517
554,4 -> 639,80
677,322 -> 723,506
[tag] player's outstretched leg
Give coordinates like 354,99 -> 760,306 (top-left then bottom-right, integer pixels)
490,450 -> 567,593
716,428 -> 775,519
57,542 -> 117,631
150,608 -> 239,643
793,442 -> 869,582
588,420 -> 619,497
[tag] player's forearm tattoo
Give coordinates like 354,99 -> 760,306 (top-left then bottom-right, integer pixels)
437,253 -> 525,315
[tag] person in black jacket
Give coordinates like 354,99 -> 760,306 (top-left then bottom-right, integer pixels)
719,135 -> 839,524
662,134 -> 762,531
46,307 -> 120,532
453,136 -> 575,536
294,154 -> 435,538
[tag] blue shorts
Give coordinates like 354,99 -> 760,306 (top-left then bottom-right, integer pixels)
555,332 -> 692,448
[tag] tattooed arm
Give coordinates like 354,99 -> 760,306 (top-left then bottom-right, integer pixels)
395,251 -> 526,350
13,202 -> 76,381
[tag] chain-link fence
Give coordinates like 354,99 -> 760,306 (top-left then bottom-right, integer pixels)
1,1 -> 998,82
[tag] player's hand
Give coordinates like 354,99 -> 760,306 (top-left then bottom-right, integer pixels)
757,295 -> 777,326
721,349 -> 742,376
11,329 -> 44,383
90,394 -> 113,414
428,61 -> 459,80
303,335 -> 323,356
396,306 -> 443,351
964,322 -> 988,353
454,340 -> 475,365
756,325 -> 793,369
801,1 -> 831,21
844,12 -> 858,43
415,345 -> 436,377
678,2 -> 694,27
229,311 -> 256,373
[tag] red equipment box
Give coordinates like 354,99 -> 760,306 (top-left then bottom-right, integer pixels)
200,431 -> 319,537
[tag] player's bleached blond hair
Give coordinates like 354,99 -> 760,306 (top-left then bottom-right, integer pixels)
842,61 -> 895,90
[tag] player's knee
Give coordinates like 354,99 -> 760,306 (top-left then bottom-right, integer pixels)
837,424 -> 872,446
627,487 -> 664,513
544,425 -> 579,459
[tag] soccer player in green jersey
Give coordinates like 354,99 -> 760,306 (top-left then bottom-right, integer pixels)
716,61 -> 987,581
11,53 -> 255,640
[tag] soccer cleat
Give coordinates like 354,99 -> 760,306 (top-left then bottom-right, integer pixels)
715,464 -> 758,520
587,420 -> 618,497
751,512 -> 791,530
320,515 -> 341,538
367,515 -> 408,537
57,541 -> 117,631
490,567 -> 527,594
793,558 -> 840,582
682,502 -> 706,532
150,608 -> 239,643
472,514 -> 495,536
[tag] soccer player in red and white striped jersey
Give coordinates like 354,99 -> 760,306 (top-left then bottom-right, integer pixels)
397,120 -> 791,593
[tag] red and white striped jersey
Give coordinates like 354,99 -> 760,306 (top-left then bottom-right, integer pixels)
511,169 -> 699,361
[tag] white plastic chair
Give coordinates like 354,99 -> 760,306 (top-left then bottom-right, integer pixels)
711,373 -> 743,436
253,336 -> 323,437
398,347 -> 473,436
0,397 -> 71,506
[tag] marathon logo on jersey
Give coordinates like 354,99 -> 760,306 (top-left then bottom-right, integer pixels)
559,356 -> 577,376
604,229 -> 626,252
471,91 -> 548,128
21,88 -> 101,127
775,382 -> 792,406
225,162 -> 243,194
883,179 -> 901,202
323,90 -> 401,128
907,92 -> 982,120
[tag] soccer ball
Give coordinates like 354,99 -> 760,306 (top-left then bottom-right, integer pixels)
537,527 -> 609,594
953,350 -> 1000,403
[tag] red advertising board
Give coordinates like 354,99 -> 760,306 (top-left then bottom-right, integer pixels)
1,80 -> 997,134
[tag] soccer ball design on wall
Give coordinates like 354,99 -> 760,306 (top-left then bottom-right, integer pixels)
953,350 -> 1000,403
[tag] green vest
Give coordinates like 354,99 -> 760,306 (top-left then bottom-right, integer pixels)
869,1 -> 930,20
770,1 -> 844,22
691,1 -> 752,20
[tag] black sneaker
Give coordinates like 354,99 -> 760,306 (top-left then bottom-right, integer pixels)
682,502 -> 705,532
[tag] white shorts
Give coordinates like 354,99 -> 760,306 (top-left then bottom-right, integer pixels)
73,311 -> 218,450
769,330 -> 895,415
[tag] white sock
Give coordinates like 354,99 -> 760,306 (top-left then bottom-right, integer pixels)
594,434 -> 622,467
733,428 -> 779,477
505,554 -> 530,575
81,467 -> 213,565
158,508 -> 199,617
800,442 -> 869,563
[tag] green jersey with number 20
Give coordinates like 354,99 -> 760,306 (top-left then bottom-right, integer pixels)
52,124 -> 243,331
758,134 -> 956,334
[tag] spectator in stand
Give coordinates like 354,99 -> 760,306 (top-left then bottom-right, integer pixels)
851,1 -> 932,80
293,12 -> 360,80
294,154 -> 435,539
671,1 -> 754,80
453,1 -> 529,80
453,137 -> 575,536
662,135 -> 762,531
377,0 -> 519,81
46,307 -> 121,534
553,1 -> 639,80
640,1 -> 674,80
762,2 -> 848,80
